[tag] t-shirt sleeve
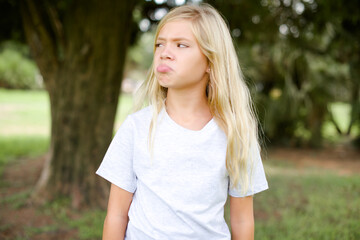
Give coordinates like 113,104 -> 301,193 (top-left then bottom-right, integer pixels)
96,116 -> 137,193
228,144 -> 269,197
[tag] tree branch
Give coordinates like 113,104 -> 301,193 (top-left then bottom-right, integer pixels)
20,0 -> 58,89
22,0 -> 58,65
45,1 -> 66,51
327,105 -> 343,135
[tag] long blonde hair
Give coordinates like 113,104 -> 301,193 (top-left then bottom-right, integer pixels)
133,3 -> 260,194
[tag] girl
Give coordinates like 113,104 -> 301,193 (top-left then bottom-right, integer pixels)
96,3 -> 268,240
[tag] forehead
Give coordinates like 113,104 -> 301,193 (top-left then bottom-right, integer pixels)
157,20 -> 196,40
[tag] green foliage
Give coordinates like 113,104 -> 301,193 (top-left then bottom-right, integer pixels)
323,103 -> 360,142
247,41 -> 354,146
0,41 -> 42,89
205,0 -> 360,146
128,0 -> 360,146
127,31 -> 154,71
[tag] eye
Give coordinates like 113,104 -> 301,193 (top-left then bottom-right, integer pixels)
155,43 -> 164,48
177,43 -> 188,48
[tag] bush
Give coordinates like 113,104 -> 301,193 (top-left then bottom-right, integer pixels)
0,41 -> 42,89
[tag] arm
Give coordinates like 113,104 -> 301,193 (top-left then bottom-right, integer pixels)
102,184 -> 134,240
230,195 -> 254,240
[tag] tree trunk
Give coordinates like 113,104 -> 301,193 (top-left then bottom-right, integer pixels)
307,103 -> 325,148
20,0 -> 137,208
347,63 -> 360,137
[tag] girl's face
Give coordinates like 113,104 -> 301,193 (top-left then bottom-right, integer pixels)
154,20 -> 209,92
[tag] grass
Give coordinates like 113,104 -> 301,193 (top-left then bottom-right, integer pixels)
221,159 -> 360,240
0,88 -> 133,136
68,210 -> 105,240
253,172 -> 360,240
0,135 -> 49,176
0,190 -> 32,209
0,88 -> 359,239
19,170 -> 357,239
0,89 -> 50,136
39,197 -> 105,240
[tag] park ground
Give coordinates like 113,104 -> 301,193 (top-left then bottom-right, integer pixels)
1,89 -> 359,239
1,146 -> 359,240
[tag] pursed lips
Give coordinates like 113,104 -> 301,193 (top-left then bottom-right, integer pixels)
156,64 -> 173,73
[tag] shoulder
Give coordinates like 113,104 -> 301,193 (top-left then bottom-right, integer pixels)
128,106 -> 153,123
122,106 -> 153,132
112,107 -> 153,141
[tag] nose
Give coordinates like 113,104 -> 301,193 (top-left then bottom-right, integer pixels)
160,46 -> 174,60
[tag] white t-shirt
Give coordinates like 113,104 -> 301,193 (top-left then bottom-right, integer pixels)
96,106 -> 268,239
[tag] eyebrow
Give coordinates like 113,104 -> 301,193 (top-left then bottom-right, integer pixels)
156,37 -> 192,42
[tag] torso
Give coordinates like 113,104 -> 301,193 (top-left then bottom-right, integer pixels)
127,106 -> 231,239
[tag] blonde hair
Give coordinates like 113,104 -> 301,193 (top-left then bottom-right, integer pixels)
133,3 -> 260,194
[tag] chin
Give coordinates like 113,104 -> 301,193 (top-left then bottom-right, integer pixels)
157,78 -> 171,88
159,83 -> 171,89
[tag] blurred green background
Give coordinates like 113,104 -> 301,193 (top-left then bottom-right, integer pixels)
0,0 -> 359,239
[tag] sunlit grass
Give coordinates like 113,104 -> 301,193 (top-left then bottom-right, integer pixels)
0,89 -> 133,136
0,89 -> 50,136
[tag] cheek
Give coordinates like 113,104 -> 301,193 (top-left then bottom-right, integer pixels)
190,55 -> 207,73
180,59 -> 207,80
153,52 -> 159,64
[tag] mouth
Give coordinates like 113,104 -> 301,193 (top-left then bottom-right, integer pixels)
156,64 -> 173,73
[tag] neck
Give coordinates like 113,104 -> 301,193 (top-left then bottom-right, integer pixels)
165,88 -> 210,117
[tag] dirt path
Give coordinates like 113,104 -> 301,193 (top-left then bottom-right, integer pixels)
267,146 -> 360,175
